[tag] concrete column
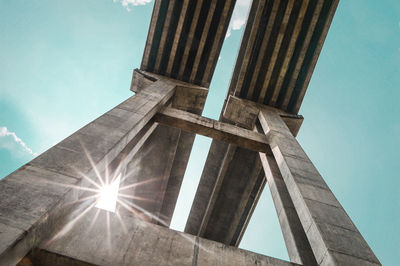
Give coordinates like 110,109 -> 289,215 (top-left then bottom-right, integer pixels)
0,79 -> 176,265
259,108 -> 381,266
122,79 -> 209,227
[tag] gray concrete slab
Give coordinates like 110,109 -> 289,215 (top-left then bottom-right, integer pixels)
34,203 -> 298,266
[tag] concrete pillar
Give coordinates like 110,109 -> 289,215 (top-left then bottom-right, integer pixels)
0,79 -> 176,265
258,108 -> 381,265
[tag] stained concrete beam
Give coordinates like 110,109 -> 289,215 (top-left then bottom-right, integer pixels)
155,107 -> 270,153
32,204 -> 299,266
223,94 -> 260,129
223,96 -> 303,137
130,69 -> 156,93
172,85 -> 208,114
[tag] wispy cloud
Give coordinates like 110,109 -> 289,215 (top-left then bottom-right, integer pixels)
226,0 -> 251,39
114,0 -> 152,11
0,126 -> 37,156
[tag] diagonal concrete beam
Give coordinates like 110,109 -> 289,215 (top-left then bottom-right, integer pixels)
258,108 -> 381,265
0,80 -> 176,265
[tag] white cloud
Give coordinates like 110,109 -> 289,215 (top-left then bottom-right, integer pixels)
0,126 -> 37,156
114,0 -> 152,11
226,0 -> 252,39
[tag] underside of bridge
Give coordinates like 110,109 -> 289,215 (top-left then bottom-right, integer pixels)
0,1 -> 381,266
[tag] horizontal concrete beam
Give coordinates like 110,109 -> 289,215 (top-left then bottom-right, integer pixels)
154,107 -> 270,153
31,205 -> 299,266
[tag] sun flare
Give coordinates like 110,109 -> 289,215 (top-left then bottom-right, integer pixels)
95,173 -> 121,213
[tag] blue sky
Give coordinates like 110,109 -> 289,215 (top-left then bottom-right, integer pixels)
0,0 -> 399,264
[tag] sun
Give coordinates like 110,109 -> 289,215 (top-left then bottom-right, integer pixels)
95,173 -> 121,213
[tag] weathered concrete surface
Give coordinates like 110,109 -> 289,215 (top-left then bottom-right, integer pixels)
0,165 -> 80,266
33,205 -> 298,266
185,140 -> 266,247
223,95 -> 260,129
259,108 -> 381,265
125,72 -> 209,226
223,96 -> 303,137
123,124 -> 181,224
155,107 -> 270,152
0,80 -> 176,265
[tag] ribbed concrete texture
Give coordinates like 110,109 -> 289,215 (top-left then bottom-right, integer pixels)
228,0 -> 339,114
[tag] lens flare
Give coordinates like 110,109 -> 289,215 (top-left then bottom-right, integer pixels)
96,173 -> 121,212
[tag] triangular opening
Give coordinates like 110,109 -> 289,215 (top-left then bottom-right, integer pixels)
239,183 -> 290,261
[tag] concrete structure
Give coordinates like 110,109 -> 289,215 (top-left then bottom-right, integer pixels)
0,0 -> 381,265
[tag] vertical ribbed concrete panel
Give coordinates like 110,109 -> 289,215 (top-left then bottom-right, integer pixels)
141,0 -> 236,88
228,0 -> 339,114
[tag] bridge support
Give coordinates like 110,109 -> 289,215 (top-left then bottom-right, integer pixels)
258,108 -> 380,265
0,0 -> 382,264
0,79 -> 176,265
